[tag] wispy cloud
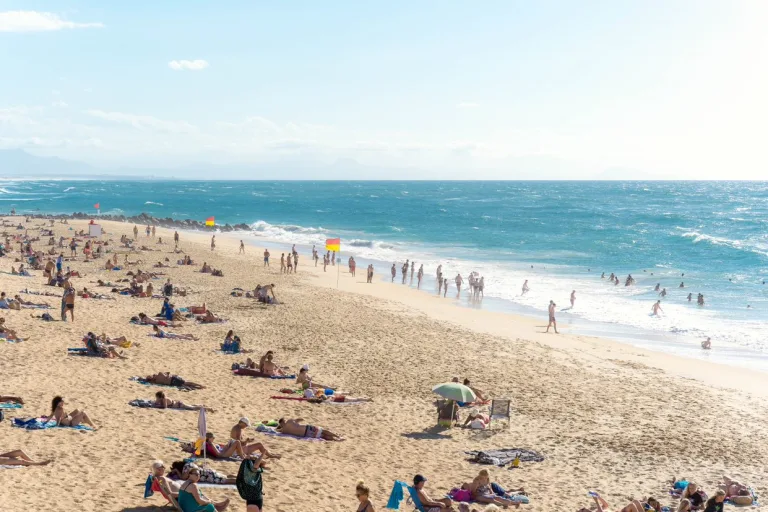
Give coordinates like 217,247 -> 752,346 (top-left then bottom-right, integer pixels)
456,102 -> 480,109
86,109 -> 198,134
168,60 -> 209,71
0,11 -> 103,32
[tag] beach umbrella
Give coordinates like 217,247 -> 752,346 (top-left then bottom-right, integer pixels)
197,407 -> 207,463
432,382 -> 476,402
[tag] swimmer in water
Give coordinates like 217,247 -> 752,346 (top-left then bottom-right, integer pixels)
654,283 -> 660,292
659,288 -> 667,298
521,280 -> 530,295
679,282 -> 684,288
651,300 -> 663,316
687,293 -> 692,302
601,272 -> 605,279
702,337 -> 712,349
570,290 -> 576,308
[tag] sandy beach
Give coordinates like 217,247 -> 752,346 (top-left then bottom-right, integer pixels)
1,217 -> 766,512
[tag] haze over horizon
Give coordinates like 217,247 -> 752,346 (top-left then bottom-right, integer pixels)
1,2 -> 767,180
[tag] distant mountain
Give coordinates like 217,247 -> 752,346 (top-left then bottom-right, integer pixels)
0,149 -> 95,177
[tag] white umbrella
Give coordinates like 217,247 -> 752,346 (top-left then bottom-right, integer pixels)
197,407 -> 207,465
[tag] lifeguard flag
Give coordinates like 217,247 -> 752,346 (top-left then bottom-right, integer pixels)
205,217 -> 215,227
325,238 -> 340,251
93,203 -> 100,209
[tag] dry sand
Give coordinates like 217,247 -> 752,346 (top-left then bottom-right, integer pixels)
1,217 -> 766,512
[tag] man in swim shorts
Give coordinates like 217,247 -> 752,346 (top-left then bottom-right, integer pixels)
263,249 -> 269,267
276,418 -> 344,441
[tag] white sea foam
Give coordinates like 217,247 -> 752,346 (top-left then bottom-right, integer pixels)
63,187 -> 76,192
144,201 -> 164,206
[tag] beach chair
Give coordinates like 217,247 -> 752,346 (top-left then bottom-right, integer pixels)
436,399 -> 457,428
144,475 -> 182,511
489,399 -> 511,429
384,480 -> 434,512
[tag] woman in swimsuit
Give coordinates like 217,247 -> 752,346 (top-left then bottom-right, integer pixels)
0,449 -> 52,467
296,367 -> 335,390
177,465 -> 230,512
355,481 -> 375,512
51,396 -> 96,429
152,325 -> 199,340
153,391 -> 212,411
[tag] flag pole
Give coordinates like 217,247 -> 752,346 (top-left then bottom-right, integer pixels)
336,249 -> 340,289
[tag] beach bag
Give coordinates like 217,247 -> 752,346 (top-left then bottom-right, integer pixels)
448,488 -> 471,502
236,459 -> 263,502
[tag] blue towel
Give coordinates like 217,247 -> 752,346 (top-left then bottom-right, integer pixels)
143,474 -> 155,498
386,481 -> 407,509
12,417 -> 93,431
129,399 -> 156,408
0,402 -> 23,409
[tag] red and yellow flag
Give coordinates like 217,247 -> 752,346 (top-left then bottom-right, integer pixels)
205,217 -> 215,227
93,203 -> 100,209
325,238 -> 340,252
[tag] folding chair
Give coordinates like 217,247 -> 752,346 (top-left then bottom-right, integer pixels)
489,399 -> 511,429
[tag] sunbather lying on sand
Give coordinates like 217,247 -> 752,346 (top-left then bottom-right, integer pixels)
720,476 -> 753,505
153,391 -> 212,411
0,395 -> 24,404
168,460 -> 236,485
144,373 -> 205,390
303,389 -> 373,403
276,417 -> 345,441
197,311 -> 223,323
579,493 -> 662,512
462,410 -> 490,429
137,313 -> 181,328
13,294 -> 49,308
84,332 -> 128,359
0,449 -> 52,466
297,365 -> 336,390
152,325 -> 199,340
51,395 -> 97,429
204,432 -> 274,460
154,261 -> 170,268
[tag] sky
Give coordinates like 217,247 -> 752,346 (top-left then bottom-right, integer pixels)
1,1 -> 767,179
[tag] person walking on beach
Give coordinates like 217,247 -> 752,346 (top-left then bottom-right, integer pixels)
280,253 -> 286,273
146,225 -> 151,237
56,253 -> 63,274
570,290 -> 576,308
349,257 -> 356,277
293,252 -> 298,272
239,240 -> 245,254
331,251 -> 336,266
391,264 -> 396,283
367,264 -> 374,283
323,253 -> 328,272
521,280 -> 530,295
436,264 -> 442,283
402,260 -> 409,284
133,225 -> 138,239
174,231 -> 179,248
62,285 -> 76,322
651,300 -> 663,316
151,225 -> 156,238
478,276 -> 484,299
438,275 -> 443,295
417,264 -> 424,289
313,247 -> 318,267
286,253 -> 293,273
263,249 -> 270,267
455,273 -> 463,296
545,300 -> 558,333
210,235 -> 216,252
443,277 -> 449,297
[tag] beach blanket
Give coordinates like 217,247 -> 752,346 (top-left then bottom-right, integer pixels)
253,424 -> 325,442
465,448 -> 544,466
0,336 -> 22,343
0,465 -> 24,470
0,402 -> 23,409
233,368 -> 295,379
129,399 -> 156,408
725,487 -> 759,508
12,417 -> 93,431
67,348 -> 106,358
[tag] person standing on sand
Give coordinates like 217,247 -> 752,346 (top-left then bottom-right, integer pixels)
62,285 -> 75,322
293,252 -> 298,272
438,275 -> 443,295
545,300 -> 558,333
391,264 -> 396,283
263,249 -> 270,267
436,264 -> 442,283
331,251 -> 336,265
56,253 -> 63,274
443,277 -> 448,297
417,264 -> 424,289
286,253 -> 293,274
280,254 -> 286,273
651,300 -> 663,316
410,261 -> 415,282
570,290 -> 576,308
210,235 -> 216,252
239,241 -> 245,254
314,248 -> 318,267
455,273 -> 463,296
152,225 -> 156,238
522,280 -> 530,295
402,260 -> 409,284
478,276 -> 484,299
133,225 -> 138,239
146,225 -> 151,237
323,253 -> 328,272
367,264 -> 374,283
174,231 -> 179,248
349,257 -> 356,277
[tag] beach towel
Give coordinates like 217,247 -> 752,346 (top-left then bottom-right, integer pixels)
253,424 -> 325,442
12,417 -> 93,431
67,348 -> 107,358
0,465 -> 24,470
725,487 -> 759,508
465,448 -> 544,466
386,481 -> 407,509
129,399 -> 156,408
0,402 -> 23,409
129,377 -> 191,391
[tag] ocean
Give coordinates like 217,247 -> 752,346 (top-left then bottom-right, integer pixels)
3,179 -> 767,370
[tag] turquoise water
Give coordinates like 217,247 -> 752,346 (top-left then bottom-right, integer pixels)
3,179 -> 767,363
